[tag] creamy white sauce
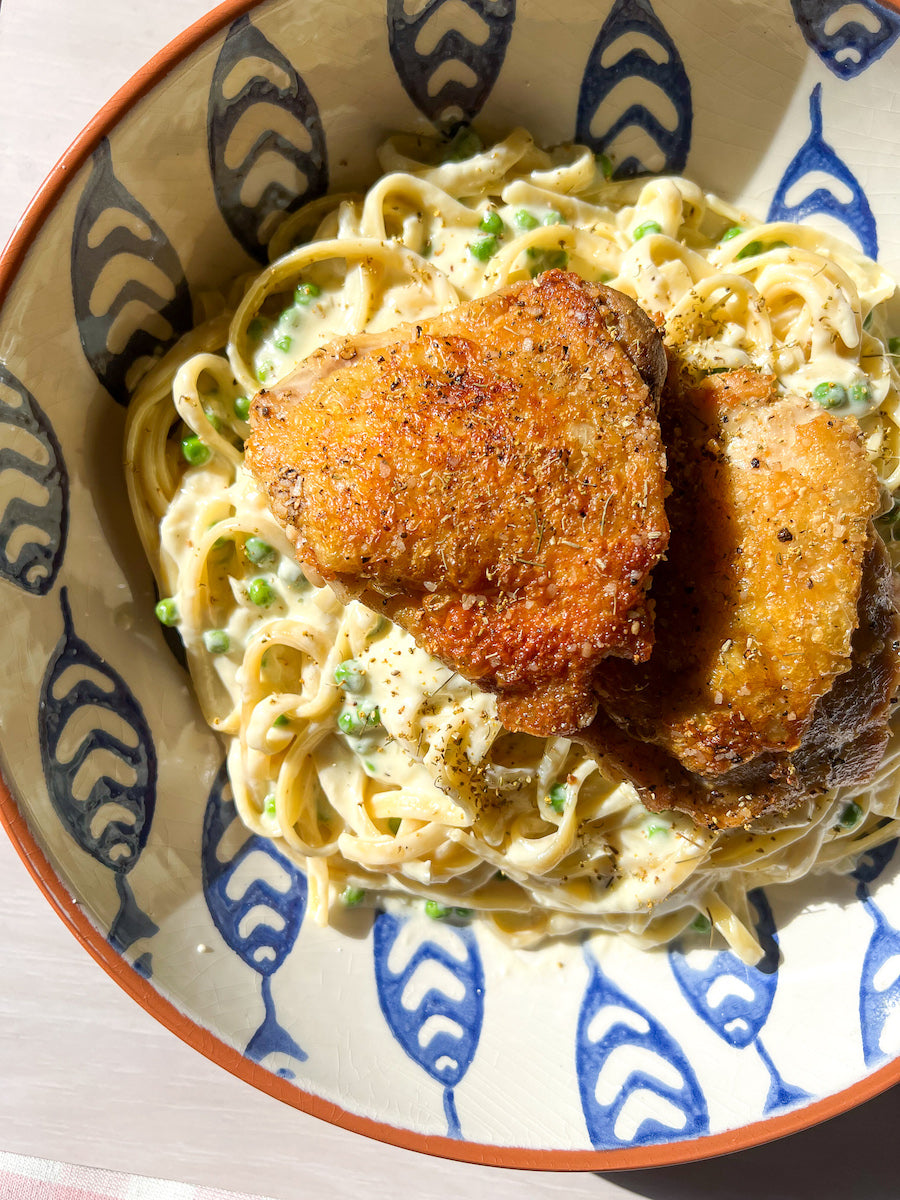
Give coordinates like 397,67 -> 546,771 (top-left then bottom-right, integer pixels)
127,129 -> 900,960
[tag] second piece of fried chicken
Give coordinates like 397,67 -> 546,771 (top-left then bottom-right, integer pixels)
246,270 -> 669,736
584,366 -> 898,826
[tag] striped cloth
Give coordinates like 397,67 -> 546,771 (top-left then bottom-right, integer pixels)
0,1153 -> 273,1200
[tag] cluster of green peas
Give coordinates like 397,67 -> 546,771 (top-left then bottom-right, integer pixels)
333,658 -> 381,736
810,380 -> 871,409
180,390 -> 254,468
251,279 -> 321,386
467,207 -> 570,275
180,399 -> 247,468
338,885 -> 472,922
153,535 -> 280,653
719,224 -> 790,260
178,366 -> 261,471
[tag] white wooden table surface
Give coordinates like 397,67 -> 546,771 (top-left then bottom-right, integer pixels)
0,3 -> 897,1197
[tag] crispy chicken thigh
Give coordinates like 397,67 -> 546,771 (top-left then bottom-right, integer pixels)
246,270 -> 669,735
584,367 -> 900,827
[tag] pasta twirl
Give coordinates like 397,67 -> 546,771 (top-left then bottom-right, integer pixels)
124,129 -> 900,962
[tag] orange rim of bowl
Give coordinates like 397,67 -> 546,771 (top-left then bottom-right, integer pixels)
0,0 -> 899,1171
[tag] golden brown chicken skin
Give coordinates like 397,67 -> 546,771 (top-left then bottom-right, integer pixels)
246,270 -> 669,736
584,366 -> 899,827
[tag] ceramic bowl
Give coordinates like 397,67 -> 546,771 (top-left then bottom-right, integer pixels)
1,0 -> 900,1169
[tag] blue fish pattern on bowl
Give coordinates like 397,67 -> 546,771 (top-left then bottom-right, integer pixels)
668,890 -> 810,1114
38,587 -> 158,962
576,0 -> 692,178
201,762 -> 308,1077
208,16 -> 329,264
70,139 -> 192,407
387,0 -> 516,126
851,839 -> 900,1067
768,84 -> 877,259
791,0 -> 900,80
373,910 -> 484,1137
577,945 -> 709,1148
0,362 -> 68,596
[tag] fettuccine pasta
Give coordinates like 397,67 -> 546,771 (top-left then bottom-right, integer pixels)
125,129 -> 900,961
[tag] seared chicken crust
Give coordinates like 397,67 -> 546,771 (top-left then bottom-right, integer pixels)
584,367 -> 899,826
246,271 -> 669,735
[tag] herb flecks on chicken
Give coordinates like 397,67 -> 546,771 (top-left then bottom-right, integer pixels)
584,367 -> 900,827
246,270 -> 669,737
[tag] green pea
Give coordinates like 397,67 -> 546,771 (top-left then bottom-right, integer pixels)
182,435 -> 211,466
294,281 -> 320,304
646,823 -> 669,837
338,709 -> 361,735
548,783 -> 567,814
342,886 -> 365,907
387,817 -> 402,834
889,336 -> 900,356
690,913 -> 712,934
596,152 -> 613,179
233,395 -> 250,421
812,381 -> 848,409
245,536 -> 275,565
848,381 -> 870,406
203,629 -> 230,654
514,209 -> 539,231
478,210 -> 503,235
529,248 -> 569,278
543,210 -> 565,225
274,334 -> 292,352
442,125 -> 483,162
468,235 -> 498,261
248,577 -> 275,607
720,226 -> 743,242
736,240 -> 763,260
273,713 -> 290,728
203,407 -> 222,431
154,597 -> 178,626
337,703 -> 380,735
425,899 -> 451,919
840,801 -> 862,828
334,659 -> 365,692
280,561 -> 309,590
256,362 -> 274,383
633,220 -> 662,240
264,793 -> 277,817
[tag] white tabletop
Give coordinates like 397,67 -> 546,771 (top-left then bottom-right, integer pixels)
0,2 -> 897,1197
